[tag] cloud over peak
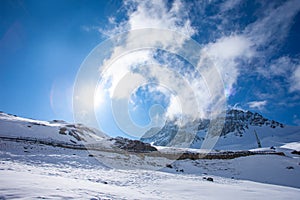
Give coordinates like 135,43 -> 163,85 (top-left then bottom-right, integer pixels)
248,100 -> 267,110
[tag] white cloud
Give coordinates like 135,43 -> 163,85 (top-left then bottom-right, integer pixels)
293,115 -> 300,125
256,56 -> 300,94
204,0 -> 300,103
228,103 -> 247,112
257,56 -> 293,78
270,57 -> 291,77
101,49 -> 153,99
220,0 -> 242,13
245,0 -> 300,50
128,61 -> 210,120
248,100 -> 267,110
96,0 -> 207,123
213,1 -> 300,67
200,34 -> 254,101
97,0 -> 300,125
204,35 -> 254,60
101,0 -> 196,37
127,0 -> 196,36
165,94 -> 182,119
189,1 -> 300,104
290,65 -> 300,93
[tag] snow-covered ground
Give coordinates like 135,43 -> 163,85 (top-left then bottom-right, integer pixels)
1,112 -> 300,199
1,143 -> 300,200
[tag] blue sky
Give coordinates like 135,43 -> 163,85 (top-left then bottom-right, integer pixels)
0,0 -> 118,120
1,0 -> 300,138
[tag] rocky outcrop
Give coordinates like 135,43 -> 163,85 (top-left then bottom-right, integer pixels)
110,137 -> 157,153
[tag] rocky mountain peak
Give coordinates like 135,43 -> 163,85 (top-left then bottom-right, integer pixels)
141,109 -> 284,147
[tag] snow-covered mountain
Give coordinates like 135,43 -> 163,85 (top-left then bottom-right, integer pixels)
0,111 -> 157,153
141,109 -> 300,150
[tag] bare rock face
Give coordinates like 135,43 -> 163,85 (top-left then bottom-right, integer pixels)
110,137 -> 157,153
291,150 -> 300,155
221,110 -> 284,136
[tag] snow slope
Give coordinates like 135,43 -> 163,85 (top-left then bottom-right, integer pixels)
1,165 -> 299,200
1,144 -> 300,200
